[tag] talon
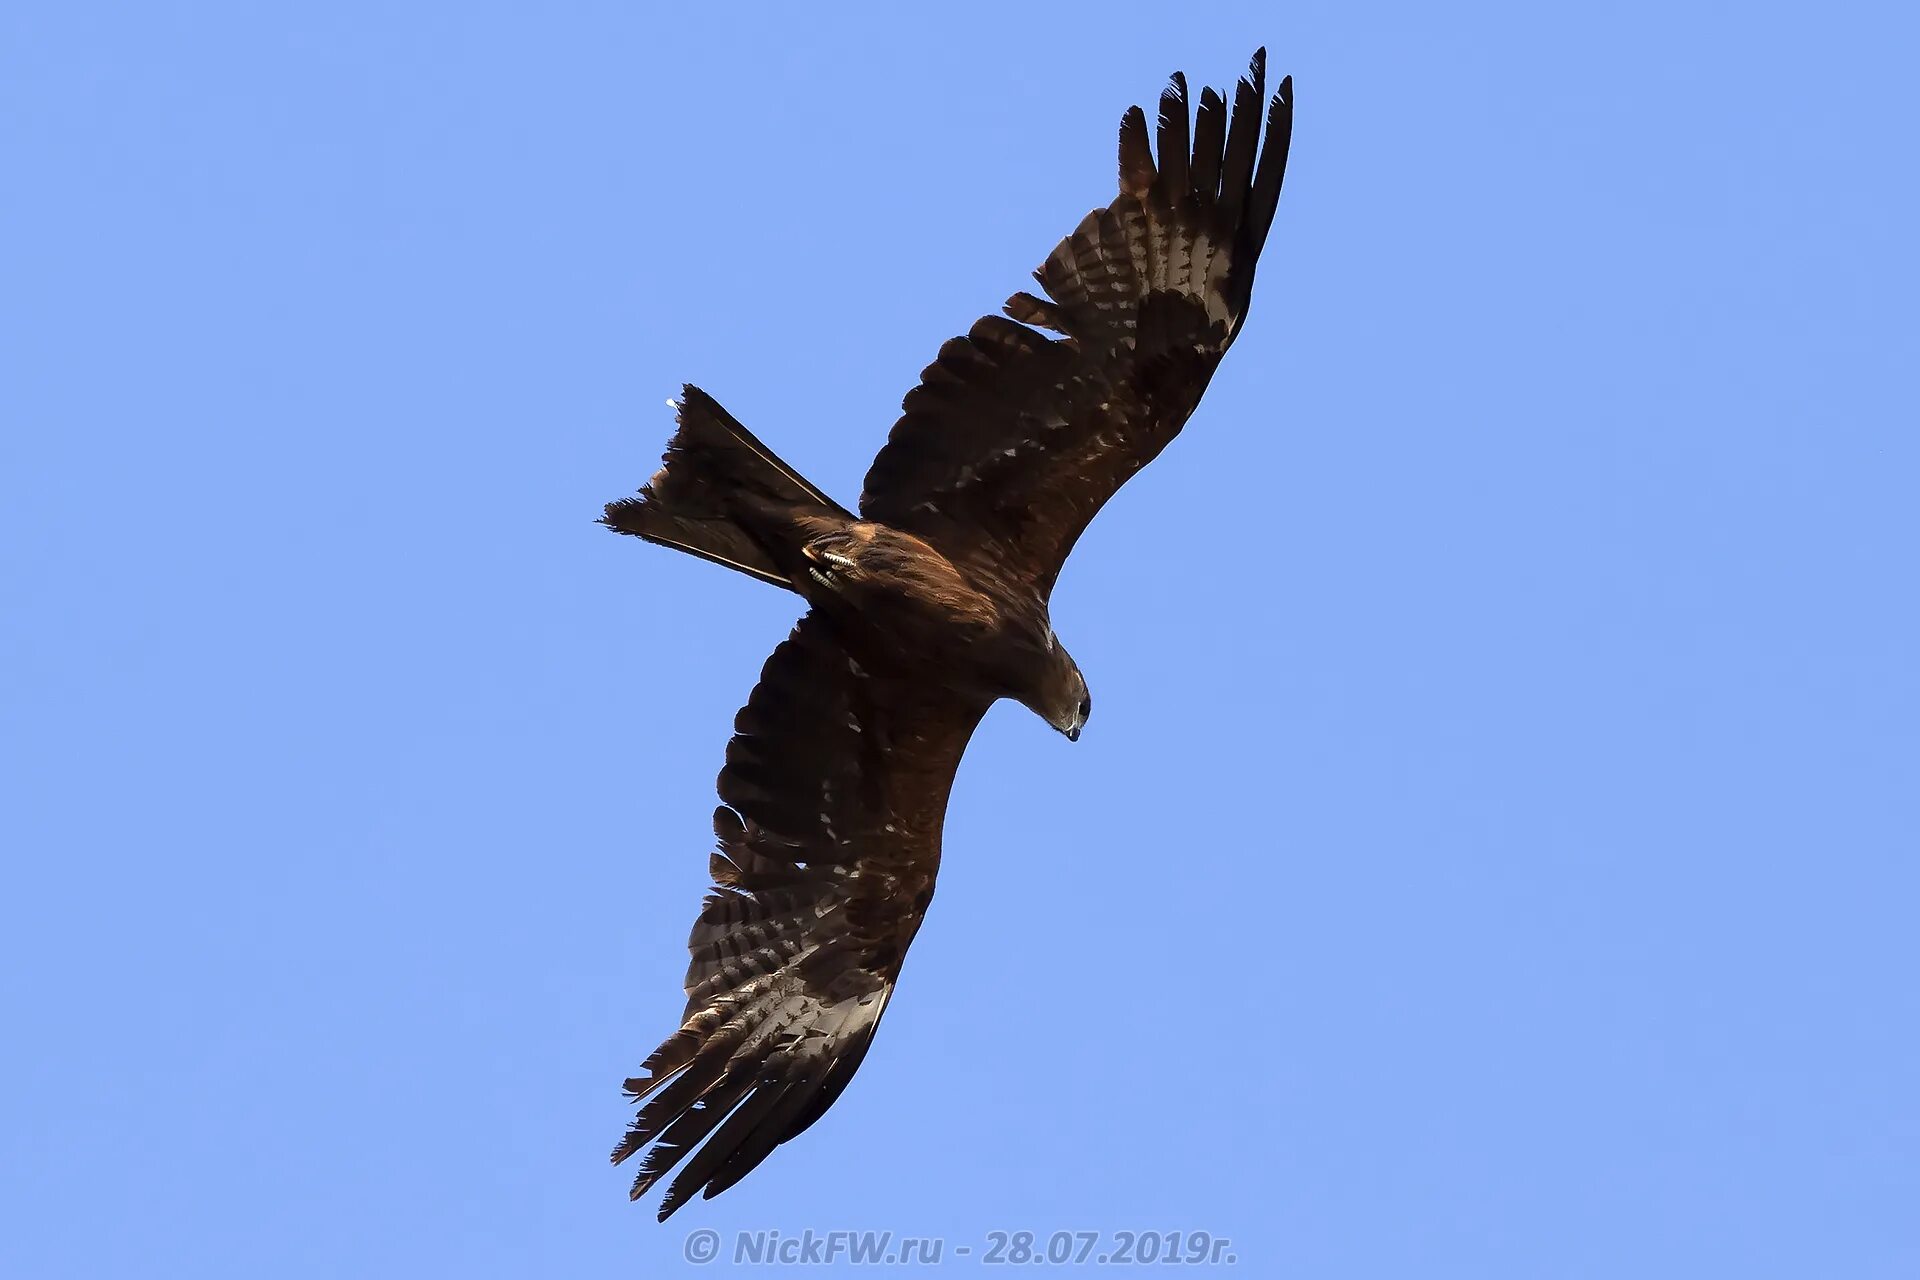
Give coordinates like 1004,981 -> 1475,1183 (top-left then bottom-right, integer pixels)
801,543 -> 857,571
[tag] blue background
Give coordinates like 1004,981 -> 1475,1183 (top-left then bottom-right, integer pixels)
5,2 -> 1915,1275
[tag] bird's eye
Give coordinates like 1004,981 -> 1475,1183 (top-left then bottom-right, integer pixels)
1077,697 -> 1091,719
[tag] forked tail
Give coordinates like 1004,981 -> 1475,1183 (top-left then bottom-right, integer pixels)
601,386 -> 848,589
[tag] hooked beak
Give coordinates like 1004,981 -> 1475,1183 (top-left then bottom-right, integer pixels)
1044,691 -> 1090,742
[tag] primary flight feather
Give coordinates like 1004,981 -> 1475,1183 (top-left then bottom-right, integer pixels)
600,52 -> 1293,1219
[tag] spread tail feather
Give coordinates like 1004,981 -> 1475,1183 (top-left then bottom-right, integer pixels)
601,386 -> 847,589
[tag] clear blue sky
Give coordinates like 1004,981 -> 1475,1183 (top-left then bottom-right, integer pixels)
5,2 -> 1916,1275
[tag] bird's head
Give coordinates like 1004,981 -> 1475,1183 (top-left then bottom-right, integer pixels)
1026,630 -> 1092,742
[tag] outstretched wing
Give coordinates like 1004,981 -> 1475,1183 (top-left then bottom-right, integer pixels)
613,615 -> 987,1219
860,52 -> 1293,595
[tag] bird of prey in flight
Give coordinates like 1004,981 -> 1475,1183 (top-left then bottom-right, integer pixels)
600,51 -> 1293,1219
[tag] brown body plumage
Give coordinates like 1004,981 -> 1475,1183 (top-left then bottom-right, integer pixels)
605,389 -> 1087,733
599,52 -> 1293,1218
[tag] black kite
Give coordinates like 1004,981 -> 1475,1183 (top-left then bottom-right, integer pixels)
601,52 -> 1293,1218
